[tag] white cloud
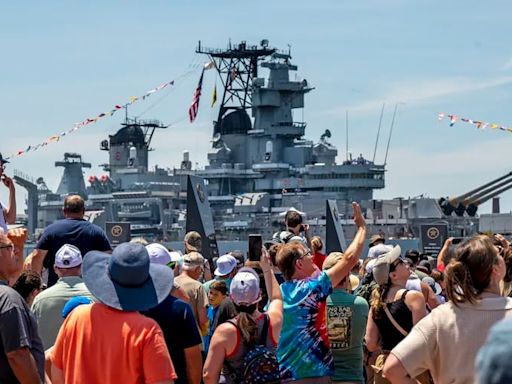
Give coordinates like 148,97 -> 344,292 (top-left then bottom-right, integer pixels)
327,76 -> 512,116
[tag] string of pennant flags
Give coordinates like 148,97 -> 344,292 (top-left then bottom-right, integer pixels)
438,112 -> 512,133
6,61 -> 216,161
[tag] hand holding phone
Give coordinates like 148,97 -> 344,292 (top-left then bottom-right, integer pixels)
248,234 -> 262,261
451,237 -> 463,245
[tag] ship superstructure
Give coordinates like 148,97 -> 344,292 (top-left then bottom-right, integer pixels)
176,40 -> 385,239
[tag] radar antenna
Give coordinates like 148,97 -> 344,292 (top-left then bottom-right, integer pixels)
121,117 -> 168,149
196,40 -> 276,136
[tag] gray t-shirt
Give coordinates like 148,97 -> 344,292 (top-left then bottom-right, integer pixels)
0,282 -> 45,383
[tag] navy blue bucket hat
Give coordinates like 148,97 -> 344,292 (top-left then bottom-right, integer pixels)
82,242 -> 173,311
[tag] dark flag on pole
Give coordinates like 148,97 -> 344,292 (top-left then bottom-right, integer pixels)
188,69 -> 205,123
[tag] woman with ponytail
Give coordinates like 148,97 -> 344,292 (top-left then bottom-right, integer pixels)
203,248 -> 282,383
364,245 -> 427,383
384,234 -> 512,384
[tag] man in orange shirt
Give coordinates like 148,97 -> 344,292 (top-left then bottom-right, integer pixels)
50,242 -> 177,384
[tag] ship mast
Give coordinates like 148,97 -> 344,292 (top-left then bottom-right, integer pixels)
196,40 -> 276,136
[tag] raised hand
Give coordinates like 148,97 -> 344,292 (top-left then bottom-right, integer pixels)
260,246 -> 272,272
352,202 -> 365,228
1,175 -> 14,190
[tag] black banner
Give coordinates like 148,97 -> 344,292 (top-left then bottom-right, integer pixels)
106,222 -> 131,246
420,224 -> 447,255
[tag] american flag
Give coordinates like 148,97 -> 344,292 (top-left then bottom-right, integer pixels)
188,69 -> 204,123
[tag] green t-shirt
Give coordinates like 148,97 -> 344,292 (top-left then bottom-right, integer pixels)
326,289 -> 369,383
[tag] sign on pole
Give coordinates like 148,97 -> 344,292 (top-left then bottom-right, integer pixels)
420,224 -> 448,255
106,222 -> 131,246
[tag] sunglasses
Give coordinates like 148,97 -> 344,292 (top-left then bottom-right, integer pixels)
167,261 -> 177,269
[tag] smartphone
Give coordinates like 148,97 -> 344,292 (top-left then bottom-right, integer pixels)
248,234 -> 263,261
451,237 -> 464,245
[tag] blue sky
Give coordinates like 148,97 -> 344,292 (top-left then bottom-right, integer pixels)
2,0 -> 512,214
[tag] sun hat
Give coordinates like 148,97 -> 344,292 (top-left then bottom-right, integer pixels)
182,251 -> 205,270
372,245 -> 402,285
230,267 -> 261,305
184,231 -> 202,252
349,274 -> 360,291
214,254 -> 237,276
82,242 -> 173,312
365,258 -> 378,274
476,318 -> 512,384
369,234 -> 385,247
145,243 -> 172,266
367,243 -> 393,260
323,252 -> 344,271
55,244 -> 82,268
422,276 -> 442,295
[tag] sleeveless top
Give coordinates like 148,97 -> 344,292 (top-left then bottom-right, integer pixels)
222,313 -> 277,384
373,290 -> 413,351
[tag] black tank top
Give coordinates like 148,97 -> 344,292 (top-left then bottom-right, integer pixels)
374,290 -> 413,351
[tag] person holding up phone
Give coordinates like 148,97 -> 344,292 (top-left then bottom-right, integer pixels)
285,210 -> 310,248
248,234 -> 262,262
0,153 -> 16,234
436,237 -> 458,272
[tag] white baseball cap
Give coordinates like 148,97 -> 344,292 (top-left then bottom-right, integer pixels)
230,267 -> 261,305
214,254 -> 237,276
146,243 -> 172,266
55,244 -> 82,269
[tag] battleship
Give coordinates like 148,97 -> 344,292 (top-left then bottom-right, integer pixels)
12,40 -> 512,252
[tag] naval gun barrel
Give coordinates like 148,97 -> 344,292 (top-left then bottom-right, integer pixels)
439,171 -> 512,216
465,181 -> 512,216
454,176 -> 512,216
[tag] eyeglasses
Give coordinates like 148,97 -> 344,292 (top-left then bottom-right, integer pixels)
167,261 -> 177,269
295,250 -> 311,263
0,244 -> 13,250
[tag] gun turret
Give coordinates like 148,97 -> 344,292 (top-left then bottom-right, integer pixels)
439,172 -> 512,216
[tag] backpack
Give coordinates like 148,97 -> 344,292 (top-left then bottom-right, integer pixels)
354,281 -> 378,304
226,314 -> 281,384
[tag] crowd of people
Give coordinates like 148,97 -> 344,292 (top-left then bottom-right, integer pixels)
0,161 -> 512,383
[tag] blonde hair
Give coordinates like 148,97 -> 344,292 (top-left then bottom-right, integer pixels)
311,236 -> 323,253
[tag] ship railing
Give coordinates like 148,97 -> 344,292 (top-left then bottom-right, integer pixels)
13,169 -> 35,185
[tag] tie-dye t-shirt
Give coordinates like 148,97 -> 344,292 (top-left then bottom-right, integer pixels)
277,271 -> 334,380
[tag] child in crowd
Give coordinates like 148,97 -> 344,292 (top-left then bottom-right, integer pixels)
204,280 -> 228,352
